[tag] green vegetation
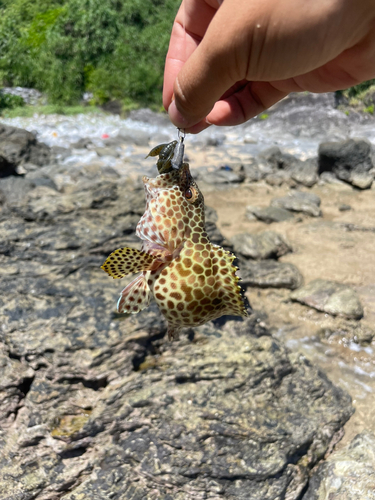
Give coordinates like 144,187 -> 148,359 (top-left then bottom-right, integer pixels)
0,103 -> 102,118
0,90 -> 25,111
259,113 -> 269,120
0,0 -> 180,109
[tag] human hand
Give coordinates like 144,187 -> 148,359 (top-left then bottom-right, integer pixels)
163,0 -> 375,133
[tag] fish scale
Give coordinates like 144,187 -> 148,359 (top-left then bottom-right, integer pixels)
102,142 -> 248,340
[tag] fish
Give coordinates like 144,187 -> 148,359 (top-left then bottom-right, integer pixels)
101,141 -> 248,340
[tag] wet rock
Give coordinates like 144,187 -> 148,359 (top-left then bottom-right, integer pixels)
290,158 -> 319,187
116,128 -> 150,146
231,231 -> 292,259
201,166 -> 245,184
271,190 -> 322,217
319,321 -> 375,347
318,138 -> 374,189
246,206 -> 294,223
291,279 -> 363,319
304,432 -> 375,500
240,260 -> 303,289
0,140 -> 355,498
0,123 -> 51,170
0,307 -> 353,499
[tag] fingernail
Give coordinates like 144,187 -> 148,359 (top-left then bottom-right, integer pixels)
168,100 -> 190,128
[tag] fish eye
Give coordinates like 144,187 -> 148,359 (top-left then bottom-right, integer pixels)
184,187 -> 198,203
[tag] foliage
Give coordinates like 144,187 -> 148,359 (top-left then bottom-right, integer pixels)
0,103 -> 102,118
0,0 -> 180,107
0,90 -> 25,111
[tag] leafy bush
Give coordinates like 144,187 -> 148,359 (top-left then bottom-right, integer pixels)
0,0 -> 180,107
0,90 -> 25,111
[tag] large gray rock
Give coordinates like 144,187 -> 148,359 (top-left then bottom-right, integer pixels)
246,205 -> 295,223
0,123 -> 51,172
240,260 -> 303,289
290,158 -> 319,187
231,231 -> 292,259
0,145 -> 354,499
116,128 -> 150,146
291,279 -> 363,319
318,138 -> 374,189
271,190 -> 322,217
304,432 -> 375,500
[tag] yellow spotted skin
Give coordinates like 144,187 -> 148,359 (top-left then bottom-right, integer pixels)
102,144 -> 248,340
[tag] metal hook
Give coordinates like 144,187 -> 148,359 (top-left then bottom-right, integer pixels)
171,129 -> 185,170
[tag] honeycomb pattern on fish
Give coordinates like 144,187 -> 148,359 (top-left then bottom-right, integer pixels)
102,156 -> 248,340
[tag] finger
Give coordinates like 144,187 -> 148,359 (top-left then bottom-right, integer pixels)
163,0 -> 218,110
205,82 -> 288,127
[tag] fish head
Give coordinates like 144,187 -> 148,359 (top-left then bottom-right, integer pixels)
136,163 -> 205,253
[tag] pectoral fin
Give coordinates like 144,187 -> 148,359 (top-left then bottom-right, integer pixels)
118,273 -> 151,314
101,247 -> 155,279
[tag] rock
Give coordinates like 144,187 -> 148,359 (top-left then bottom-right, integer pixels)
350,171 -> 373,189
201,166 -> 245,184
231,231 -> 292,259
339,204 -> 351,211
242,161 -> 263,182
259,146 -> 298,170
271,190 -> 322,217
205,205 -> 226,246
318,138 -> 374,188
304,432 -> 375,500
290,158 -> 319,187
265,170 -> 290,186
0,123 -> 50,172
95,147 -> 120,158
0,137 -> 356,498
70,137 -> 93,149
319,321 -> 375,347
240,260 -> 303,289
116,128 -> 150,146
1,87 -> 43,105
246,206 -> 294,223
291,279 -> 363,319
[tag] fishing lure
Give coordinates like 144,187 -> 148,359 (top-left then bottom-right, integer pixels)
102,139 -> 248,339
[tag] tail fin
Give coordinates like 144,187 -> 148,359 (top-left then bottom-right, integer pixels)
117,274 -> 151,314
101,247 -> 155,279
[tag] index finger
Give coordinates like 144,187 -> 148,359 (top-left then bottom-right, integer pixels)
163,0 -> 219,110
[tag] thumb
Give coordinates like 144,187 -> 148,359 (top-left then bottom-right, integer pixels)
168,20 -> 241,129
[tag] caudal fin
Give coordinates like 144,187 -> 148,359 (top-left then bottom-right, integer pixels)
117,274 -> 151,314
101,247 -> 155,279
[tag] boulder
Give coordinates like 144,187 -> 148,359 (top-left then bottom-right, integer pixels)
246,206 -> 294,223
0,123 -> 51,171
231,231 -> 292,259
0,149 -> 355,499
290,158 -> 319,187
271,190 -> 322,217
116,128 -> 150,146
291,279 -> 363,319
240,260 -> 303,289
304,432 -> 375,500
318,138 -> 374,189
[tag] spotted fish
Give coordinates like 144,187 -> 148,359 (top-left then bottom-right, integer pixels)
101,142 -> 248,339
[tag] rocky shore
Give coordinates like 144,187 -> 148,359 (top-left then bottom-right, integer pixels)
0,93 -> 374,499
